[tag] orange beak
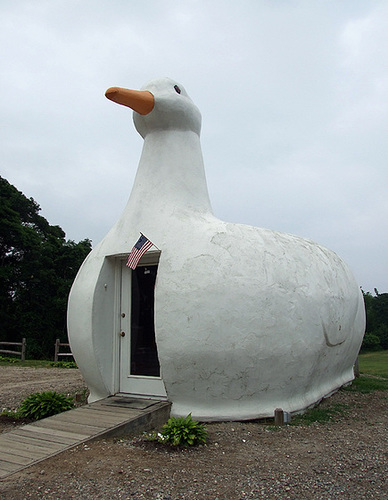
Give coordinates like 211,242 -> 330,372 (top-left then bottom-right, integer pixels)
105,87 -> 155,115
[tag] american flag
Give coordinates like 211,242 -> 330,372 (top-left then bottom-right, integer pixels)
126,234 -> 154,269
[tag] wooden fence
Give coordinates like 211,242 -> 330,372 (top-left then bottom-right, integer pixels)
0,338 -> 26,361
54,338 -> 74,362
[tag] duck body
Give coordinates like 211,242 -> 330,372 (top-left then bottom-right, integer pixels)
68,78 -> 365,420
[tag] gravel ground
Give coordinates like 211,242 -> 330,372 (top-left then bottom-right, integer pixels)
0,366 -> 387,499
0,366 -> 87,415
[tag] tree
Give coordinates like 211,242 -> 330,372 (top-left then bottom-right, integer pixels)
0,176 -> 91,358
361,289 -> 388,351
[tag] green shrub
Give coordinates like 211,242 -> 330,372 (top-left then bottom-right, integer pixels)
374,325 -> 388,350
0,355 -> 20,364
50,361 -> 77,368
149,413 -> 207,446
0,409 -> 23,419
361,333 -> 381,351
18,391 -> 75,420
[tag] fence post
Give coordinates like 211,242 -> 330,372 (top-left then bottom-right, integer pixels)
354,356 -> 360,378
54,338 -> 60,362
21,338 -> 26,362
274,408 -> 285,426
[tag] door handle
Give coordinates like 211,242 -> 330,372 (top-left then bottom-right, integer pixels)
119,331 -> 126,337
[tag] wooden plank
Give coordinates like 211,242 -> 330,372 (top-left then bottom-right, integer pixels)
2,432 -> 65,452
55,408 -> 132,427
0,461 -> 22,472
13,428 -> 77,446
0,436 -> 59,456
95,398 -> 159,410
1,431 -> 63,449
0,468 -> 20,479
32,417 -> 101,436
25,423 -> 87,442
0,349 -> 21,356
52,407 -> 122,424
0,442 -> 47,460
37,413 -> 106,426
1,450 -> 34,466
0,470 -> 17,479
0,460 -> 24,477
0,452 -> 34,466
75,406 -> 135,418
90,403 -> 157,416
88,405 -> 142,417
74,404 -> 139,416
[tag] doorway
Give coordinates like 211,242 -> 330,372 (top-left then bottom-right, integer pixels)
118,254 -> 166,398
130,264 -> 159,376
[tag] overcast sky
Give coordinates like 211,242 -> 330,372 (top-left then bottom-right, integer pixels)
1,0 -> 387,293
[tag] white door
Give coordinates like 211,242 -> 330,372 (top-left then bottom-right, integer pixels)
119,256 -> 167,398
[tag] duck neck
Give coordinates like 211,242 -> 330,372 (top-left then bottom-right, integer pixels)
127,129 -> 213,218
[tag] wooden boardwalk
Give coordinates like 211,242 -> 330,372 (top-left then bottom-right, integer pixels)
0,396 -> 170,479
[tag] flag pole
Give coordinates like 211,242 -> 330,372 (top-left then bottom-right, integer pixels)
140,232 -> 160,251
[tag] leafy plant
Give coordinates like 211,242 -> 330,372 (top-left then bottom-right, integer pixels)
18,391 -> 75,420
361,332 -> 381,351
0,409 -> 23,419
149,413 -> 207,446
0,356 -> 20,364
50,360 -> 77,368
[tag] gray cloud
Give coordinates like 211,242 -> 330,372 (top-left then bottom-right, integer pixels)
1,0 -> 387,293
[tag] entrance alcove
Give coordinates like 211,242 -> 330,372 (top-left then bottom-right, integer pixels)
112,251 -> 166,399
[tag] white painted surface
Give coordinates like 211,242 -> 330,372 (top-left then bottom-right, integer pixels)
68,77 -> 365,420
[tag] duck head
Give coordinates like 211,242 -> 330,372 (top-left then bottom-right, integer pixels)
105,77 -> 202,138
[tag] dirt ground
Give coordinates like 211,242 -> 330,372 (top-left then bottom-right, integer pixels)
0,366 -> 387,499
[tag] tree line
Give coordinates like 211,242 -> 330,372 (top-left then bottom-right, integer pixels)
1,176 -> 387,359
0,176 -> 91,359
362,289 -> 388,351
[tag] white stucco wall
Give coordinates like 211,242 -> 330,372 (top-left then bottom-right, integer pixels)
67,77 -> 365,420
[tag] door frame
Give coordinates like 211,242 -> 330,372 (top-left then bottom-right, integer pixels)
112,251 -> 167,399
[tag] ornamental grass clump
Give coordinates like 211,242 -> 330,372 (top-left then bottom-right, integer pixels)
152,413 -> 207,447
18,391 -> 75,420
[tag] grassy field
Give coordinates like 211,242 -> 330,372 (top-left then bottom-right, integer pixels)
0,357 -> 76,368
358,350 -> 388,378
1,351 -> 387,378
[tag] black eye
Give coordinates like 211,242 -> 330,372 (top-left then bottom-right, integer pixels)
174,85 -> 181,94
